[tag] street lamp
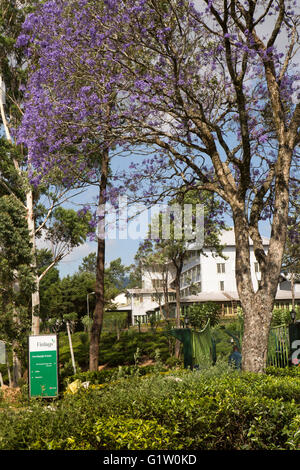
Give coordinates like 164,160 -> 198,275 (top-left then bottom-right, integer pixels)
290,309 -> 296,324
87,291 -> 95,319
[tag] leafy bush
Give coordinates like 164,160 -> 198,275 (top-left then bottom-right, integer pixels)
185,302 -> 222,329
58,329 -> 172,373
59,359 -> 81,384
271,308 -> 293,327
267,366 -> 300,378
94,417 -> 180,450
284,415 -> 300,450
63,369 -> 116,388
62,363 -> 169,391
1,367 -> 300,450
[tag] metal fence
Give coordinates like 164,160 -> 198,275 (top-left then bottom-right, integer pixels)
267,324 -> 290,367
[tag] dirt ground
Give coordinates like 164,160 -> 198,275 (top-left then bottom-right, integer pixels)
0,385 -> 21,404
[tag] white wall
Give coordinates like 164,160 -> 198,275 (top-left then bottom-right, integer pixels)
130,293 -> 161,324
111,292 -> 129,306
180,242 -> 267,294
129,228 -> 299,322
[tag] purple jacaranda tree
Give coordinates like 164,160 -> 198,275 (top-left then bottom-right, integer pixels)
18,0 -> 300,373
16,0 -> 134,371
0,0 -> 91,346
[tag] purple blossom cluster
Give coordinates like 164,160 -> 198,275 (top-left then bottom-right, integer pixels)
16,0 -> 300,222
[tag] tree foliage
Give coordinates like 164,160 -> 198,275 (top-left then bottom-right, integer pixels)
38,255 -> 129,331
17,0 -> 300,372
44,206 -> 92,263
0,195 -> 34,344
185,302 -> 222,330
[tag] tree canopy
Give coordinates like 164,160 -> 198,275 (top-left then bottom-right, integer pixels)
16,0 -> 300,373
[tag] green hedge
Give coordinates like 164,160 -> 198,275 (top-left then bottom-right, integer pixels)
58,330 -> 172,369
1,366 -> 300,450
62,364 -> 169,390
94,417 -> 180,450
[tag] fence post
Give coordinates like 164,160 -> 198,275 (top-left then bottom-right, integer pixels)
66,321 -> 77,375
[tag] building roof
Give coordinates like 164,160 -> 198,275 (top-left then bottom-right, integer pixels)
216,228 -> 270,247
116,289 -> 300,313
177,290 -> 300,303
275,290 -> 300,300
110,305 -> 131,311
180,291 -> 240,303
188,227 -> 270,250
126,288 -> 176,295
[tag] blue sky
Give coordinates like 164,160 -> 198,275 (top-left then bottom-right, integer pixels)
54,142 -> 274,278
37,183 -> 144,278
55,181 -> 272,279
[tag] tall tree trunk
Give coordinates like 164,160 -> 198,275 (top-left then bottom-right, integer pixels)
174,274 -> 181,358
175,276 -> 181,328
89,148 -> 109,371
12,345 -> 22,387
241,293 -> 274,373
291,272 -> 295,311
12,296 -> 22,387
234,144 -> 291,373
1,98 -> 40,335
26,189 -> 41,335
234,213 -> 278,374
163,269 -> 170,319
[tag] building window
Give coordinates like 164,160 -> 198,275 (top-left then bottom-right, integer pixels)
217,263 -> 225,274
182,287 -> 190,297
181,265 -> 201,287
220,281 -> 224,291
152,279 -> 164,289
136,315 -> 147,324
190,281 -> 201,295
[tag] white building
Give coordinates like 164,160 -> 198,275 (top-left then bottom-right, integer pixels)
178,228 -> 300,316
114,228 -> 300,324
126,262 -> 176,325
180,228 -> 269,297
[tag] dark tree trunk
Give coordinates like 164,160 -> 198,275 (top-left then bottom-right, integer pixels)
241,293 -> 274,373
89,148 -> 109,371
233,213 -> 276,373
174,271 -> 182,358
233,146 -> 291,373
163,268 -> 170,320
291,273 -> 295,311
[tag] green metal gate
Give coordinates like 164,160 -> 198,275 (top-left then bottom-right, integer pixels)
267,324 -> 290,367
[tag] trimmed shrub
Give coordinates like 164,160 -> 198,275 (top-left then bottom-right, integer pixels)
1,368 -> 300,450
94,417 -> 181,450
284,415 -> 300,450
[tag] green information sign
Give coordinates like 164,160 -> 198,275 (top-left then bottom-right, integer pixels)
29,335 -> 58,398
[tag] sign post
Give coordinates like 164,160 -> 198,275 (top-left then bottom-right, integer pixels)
28,335 -> 59,398
0,341 -> 5,387
0,341 -> 5,365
